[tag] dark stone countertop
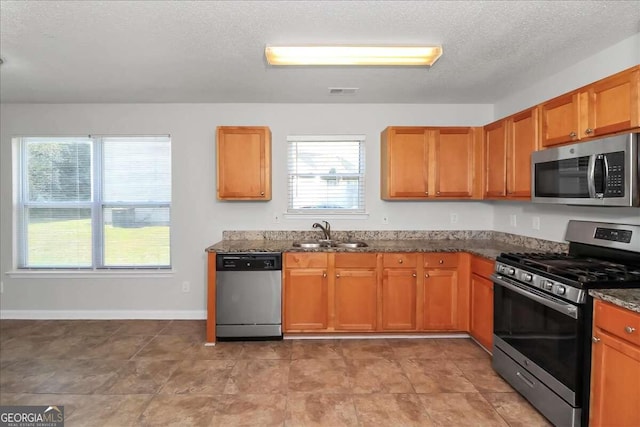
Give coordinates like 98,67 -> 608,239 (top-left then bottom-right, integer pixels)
205,238 -> 537,261
590,289 -> 640,314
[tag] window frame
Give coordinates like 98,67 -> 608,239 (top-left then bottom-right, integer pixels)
16,135 -> 172,271
286,134 -> 366,216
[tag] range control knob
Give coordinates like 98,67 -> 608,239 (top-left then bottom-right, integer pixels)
557,285 -> 566,296
507,267 -> 516,276
545,281 -> 554,291
522,273 -> 533,282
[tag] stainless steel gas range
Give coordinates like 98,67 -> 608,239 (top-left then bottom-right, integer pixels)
491,220 -> 640,427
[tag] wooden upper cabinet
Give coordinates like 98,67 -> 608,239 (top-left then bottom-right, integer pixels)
216,126 -> 271,200
586,66 -> 640,137
381,127 -> 429,199
508,108 -> 539,198
540,65 -> 640,147
432,128 -> 479,198
381,126 -> 481,200
484,119 -> 508,198
484,107 -> 538,200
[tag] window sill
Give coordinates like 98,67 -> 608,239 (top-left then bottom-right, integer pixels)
5,269 -> 176,279
283,212 -> 370,220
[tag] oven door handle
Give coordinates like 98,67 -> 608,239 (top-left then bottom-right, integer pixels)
492,274 -> 578,319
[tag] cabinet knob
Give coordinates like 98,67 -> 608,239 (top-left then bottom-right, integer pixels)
260,191 -> 265,196
424,191 -> 429,195
336,274 -> 340,278
592,336 -> 601,343
439,259 -> 444,264
569,131 -> 577,138
323,272 -> 327,278
425,273 -> 430,278
398,259 -> 403,264
585,128 -> 594,135
625,326 -> 636,334
412,273 -> 417,277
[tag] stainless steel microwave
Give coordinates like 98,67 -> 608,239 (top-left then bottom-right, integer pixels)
531,133 -> 639,206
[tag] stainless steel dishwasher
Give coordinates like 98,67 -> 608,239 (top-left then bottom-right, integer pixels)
215,252 -> 282,340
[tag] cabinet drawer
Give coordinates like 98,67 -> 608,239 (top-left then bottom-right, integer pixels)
595,300 -> 640,347
383,253 -> 418,268
423,253 -> 458,269
335,253 -> 377,268
285,252 -> 328,268
471,255 -> 495,279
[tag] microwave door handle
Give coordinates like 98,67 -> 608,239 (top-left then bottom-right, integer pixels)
602,155 -> 609,196
587,155 -> 597,198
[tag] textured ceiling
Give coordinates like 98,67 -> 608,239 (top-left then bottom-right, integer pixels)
0,0 -> 639,104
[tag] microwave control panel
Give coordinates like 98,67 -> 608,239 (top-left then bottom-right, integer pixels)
603,151 -> 625,197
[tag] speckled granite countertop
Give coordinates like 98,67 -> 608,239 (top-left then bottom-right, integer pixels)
206,239 -> 541,261
590,289 -> 640,313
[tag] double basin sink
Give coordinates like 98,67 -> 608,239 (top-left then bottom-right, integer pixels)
292,239 -> 368,249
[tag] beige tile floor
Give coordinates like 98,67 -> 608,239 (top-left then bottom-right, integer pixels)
0,320 -> 552,426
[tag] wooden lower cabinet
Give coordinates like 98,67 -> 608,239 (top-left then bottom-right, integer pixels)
470,274 -> 493,350
381,268 -> 417,330
423,269 -> 458,330
334,267 -> 377,331
590,300 -> 640,427
283,267 -> 328,331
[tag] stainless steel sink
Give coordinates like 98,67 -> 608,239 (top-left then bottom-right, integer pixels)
334,241 -> 368,248
291,240 -> 368,249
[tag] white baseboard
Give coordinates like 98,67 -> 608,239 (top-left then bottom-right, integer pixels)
0,310 -> 207,320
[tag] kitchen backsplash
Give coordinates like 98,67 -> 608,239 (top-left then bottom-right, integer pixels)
222,230 -> 568,253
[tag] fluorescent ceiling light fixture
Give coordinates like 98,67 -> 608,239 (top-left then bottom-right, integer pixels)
265,46 -> 443,66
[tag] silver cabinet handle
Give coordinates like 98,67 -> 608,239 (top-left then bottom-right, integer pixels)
592,336 -> 601,343
625,326 -> 636,334
569,131 -> 577,138
585,128 -> 594,135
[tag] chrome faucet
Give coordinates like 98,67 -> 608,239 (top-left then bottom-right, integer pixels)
312,221 -> 331,240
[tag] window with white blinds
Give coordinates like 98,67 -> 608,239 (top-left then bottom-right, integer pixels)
17,136 -> 171,269
287,135 -> 365,214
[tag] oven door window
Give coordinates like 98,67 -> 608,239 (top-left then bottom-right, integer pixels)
534,156 -> 590,198
494,283 -> 582,393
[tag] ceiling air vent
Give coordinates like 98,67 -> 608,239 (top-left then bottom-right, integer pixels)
328,87 -> 358,95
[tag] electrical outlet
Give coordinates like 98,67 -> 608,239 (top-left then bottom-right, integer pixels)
273,213 -> 280,223
532,216 -> 541,230
509,214 -> 517,227
382,216 -> 389,224
450,213 -> 458,224
181,281 -> 190,293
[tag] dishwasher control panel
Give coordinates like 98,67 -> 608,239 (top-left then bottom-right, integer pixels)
216,253 -> 282,271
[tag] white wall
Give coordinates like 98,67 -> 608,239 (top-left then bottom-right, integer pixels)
490,31 -> 640,241
0,103 -> 494,317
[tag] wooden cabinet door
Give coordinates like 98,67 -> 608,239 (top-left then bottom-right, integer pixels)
484,119 -> 508,198
216,126 -> 271,200
540,93 -> 580,147
381,269 -> 417,330
507,108 -> 538,199
283,268 -> 328,331
586,66 -> 640,138
334,268 -> 377,331
423,269 -> 458,330
470,274 -> 493,350
590,328 -> 640,427
381,127 -> 429,199
432,128 -> 476,198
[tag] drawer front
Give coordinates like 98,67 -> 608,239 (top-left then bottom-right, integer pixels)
383,253 -> 418,268
595,300 -> 640,346
471,255 -> 495,279
335,253 -> 378,268
423,252 -> 459,269
285,252 -> 328,269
